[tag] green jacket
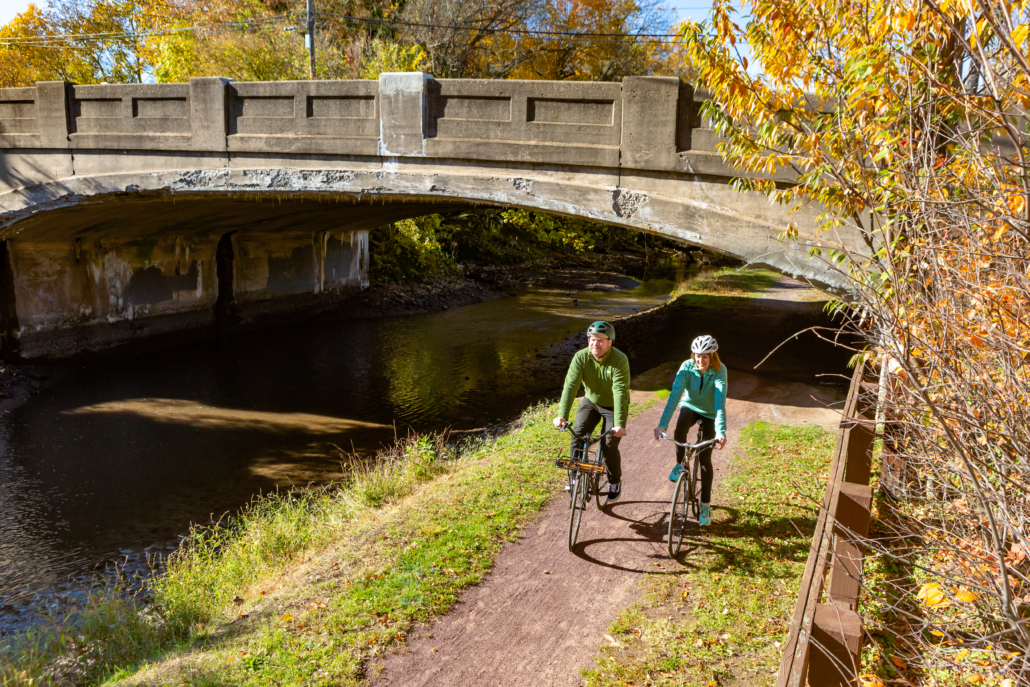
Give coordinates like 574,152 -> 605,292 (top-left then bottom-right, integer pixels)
658,359 -> 728,437
558,347 -> 631,427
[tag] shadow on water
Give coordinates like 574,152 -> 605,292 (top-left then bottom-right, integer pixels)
0,268 -> 852,630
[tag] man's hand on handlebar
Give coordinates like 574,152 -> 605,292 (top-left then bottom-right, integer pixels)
611,426 -> 626,438
553,417 -> 567,429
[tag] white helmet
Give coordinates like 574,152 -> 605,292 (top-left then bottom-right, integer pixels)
691,335 -> 719,354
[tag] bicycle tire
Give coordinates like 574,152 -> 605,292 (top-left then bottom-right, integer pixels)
595,471 -> 610,509
668,471 -> 689,558
690,452 -> 702,518
568,472 -> 587,551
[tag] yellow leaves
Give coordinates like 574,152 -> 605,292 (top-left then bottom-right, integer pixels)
1011,23 -> 1029,46
954,586 -> 979,603
968,675 -> 985,684
917,582 -> 950,608
859,676 -> 884,687
956,649 -> 970,661
278,613 -> 292,623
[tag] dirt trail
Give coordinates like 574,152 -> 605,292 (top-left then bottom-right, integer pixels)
371,371 -> 842,687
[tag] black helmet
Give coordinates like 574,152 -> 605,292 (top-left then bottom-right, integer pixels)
587,321 -> 615,341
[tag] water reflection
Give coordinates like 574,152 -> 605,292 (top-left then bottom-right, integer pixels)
0,275 -> 685,621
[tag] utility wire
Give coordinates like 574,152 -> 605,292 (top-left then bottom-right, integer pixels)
320,12 -> 686,39
0,13 -> 300,47
1,9 -> 698,49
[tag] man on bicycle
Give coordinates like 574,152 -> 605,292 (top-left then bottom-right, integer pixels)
553,321 -> 630,502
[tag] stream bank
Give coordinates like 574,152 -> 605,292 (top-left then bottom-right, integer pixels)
0,269 -> 850,686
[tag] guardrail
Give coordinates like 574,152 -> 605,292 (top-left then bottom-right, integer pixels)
777,360 -> 876,687
0,75 -> 724,172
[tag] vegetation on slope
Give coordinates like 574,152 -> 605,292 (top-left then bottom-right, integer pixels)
1,405 -> 571,686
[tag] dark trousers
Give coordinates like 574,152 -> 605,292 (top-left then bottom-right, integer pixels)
571,398 -> 622,483
673,407 -> 716,503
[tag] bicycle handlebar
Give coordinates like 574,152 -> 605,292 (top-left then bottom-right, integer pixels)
557,423 -> 613,446
659,431 -> 719,450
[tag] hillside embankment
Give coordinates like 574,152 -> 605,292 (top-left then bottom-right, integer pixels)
0,268 -> 848,686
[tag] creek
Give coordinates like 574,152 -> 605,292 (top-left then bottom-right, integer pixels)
0,263 -> 850,633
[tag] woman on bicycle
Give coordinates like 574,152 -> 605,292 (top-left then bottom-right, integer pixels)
652,335 -> 727,526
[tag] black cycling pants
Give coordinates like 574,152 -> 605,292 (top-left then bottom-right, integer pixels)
673,407 -> 716,503
571,398 -> 622,484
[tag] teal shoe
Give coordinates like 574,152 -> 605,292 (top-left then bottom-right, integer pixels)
668,463 -> 685,482
698,504 -> 712,526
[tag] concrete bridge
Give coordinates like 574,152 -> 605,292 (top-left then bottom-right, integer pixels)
0,74 -> 861,358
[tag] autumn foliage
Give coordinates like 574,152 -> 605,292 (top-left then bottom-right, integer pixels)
0,0 -> 679,85
681,0 -> 1030,683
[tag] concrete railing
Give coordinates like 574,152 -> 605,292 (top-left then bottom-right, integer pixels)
777,361 -> 876,687
0,74 -> 721,172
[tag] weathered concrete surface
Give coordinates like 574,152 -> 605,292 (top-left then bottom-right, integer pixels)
0,74 -> 869,358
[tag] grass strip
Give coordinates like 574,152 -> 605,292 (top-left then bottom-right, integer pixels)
1,403 -> 572,687
581,421 -> 835,686
671,267 -> 791,309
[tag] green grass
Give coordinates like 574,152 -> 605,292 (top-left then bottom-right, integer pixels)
582,421 -> 836,687
1,404 -> 572,687
671,267 -> 786,309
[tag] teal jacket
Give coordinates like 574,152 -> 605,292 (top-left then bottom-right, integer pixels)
558,347 -> 631,427
657,359 -> 728,437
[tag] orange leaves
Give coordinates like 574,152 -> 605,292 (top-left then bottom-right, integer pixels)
859,676 -> 885,687
1005,543 -> 1026,566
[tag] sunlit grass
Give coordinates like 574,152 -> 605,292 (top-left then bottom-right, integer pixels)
0,405 -> 570,687
582,421 -> 835,686
672,266 -> 784,306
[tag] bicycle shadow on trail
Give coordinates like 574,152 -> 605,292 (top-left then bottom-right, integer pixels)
568,499 -> 679,573
668,505 -> 819,578
570,504 -> 817,578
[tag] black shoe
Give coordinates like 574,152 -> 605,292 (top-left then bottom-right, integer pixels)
608,482 -> 622,502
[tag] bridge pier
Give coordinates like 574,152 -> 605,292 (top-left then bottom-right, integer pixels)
0,213 -> 369,359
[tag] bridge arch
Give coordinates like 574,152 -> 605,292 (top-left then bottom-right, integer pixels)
0,74 -> 863,358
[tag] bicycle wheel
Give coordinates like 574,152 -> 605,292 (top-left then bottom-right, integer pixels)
568,471 -> 587,551
690,453 -> 702,518
595,470 -> 610,509
668,471 -> 689,558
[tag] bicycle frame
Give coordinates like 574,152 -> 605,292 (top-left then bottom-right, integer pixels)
556,424 -> 613,551
556,424 -> 612,473
660,428 -> 718,558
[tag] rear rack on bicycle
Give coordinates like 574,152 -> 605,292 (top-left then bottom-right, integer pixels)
555,451 -> 606,473
560,459 -> 605,475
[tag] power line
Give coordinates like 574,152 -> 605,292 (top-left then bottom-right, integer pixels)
321,12 -> 685,40
0,10 -> 695,50
0,13 -> 299,47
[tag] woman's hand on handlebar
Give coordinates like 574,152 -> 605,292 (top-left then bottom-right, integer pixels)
653,426 -> 666,442
716,435 -> 726,450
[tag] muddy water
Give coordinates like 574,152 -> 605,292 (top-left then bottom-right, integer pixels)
0,268 -> 852,631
